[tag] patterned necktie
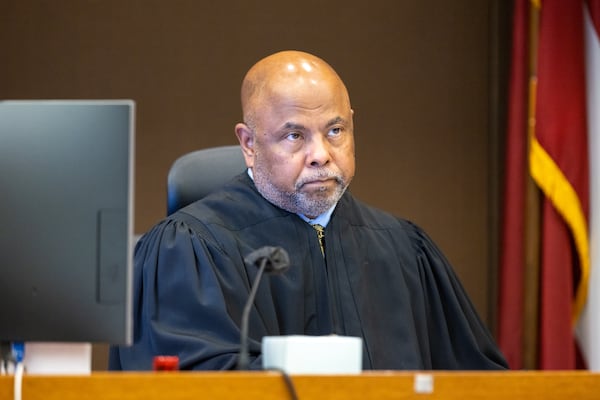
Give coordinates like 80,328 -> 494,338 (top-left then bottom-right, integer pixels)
312,224 -> 325,257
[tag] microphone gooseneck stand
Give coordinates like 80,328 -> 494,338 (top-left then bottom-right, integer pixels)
235,246 -> 298,400
237,255 -> 268,371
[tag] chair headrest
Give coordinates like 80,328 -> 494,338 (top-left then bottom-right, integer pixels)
166,145 -> 247,215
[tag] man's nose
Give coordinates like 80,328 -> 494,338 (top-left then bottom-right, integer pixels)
308,134 -> 331,167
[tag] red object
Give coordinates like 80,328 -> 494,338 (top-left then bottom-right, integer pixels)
153,356 -> 180,371
496,0 -> 529,370
535,0 -> 589,370
498,0 -> 591,370
590,0 -> 600,35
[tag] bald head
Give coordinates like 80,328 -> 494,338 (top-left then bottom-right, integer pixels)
240,51 -> 351,129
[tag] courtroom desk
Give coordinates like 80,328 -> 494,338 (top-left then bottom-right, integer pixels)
1,371 -> 599,400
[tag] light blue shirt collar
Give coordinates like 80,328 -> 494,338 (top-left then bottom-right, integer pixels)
247,168 -> 336,228
298,205 -> 336,228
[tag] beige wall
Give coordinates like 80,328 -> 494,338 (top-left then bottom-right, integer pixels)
2,0 -> 510,369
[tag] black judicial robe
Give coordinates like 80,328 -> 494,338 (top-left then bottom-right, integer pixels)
110,173 -> 507,370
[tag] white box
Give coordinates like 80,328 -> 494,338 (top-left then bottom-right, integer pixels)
23,342 -> 92,375
262,335 -> 362,374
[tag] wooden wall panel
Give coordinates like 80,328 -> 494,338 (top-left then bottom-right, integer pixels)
1,0 -> 510,369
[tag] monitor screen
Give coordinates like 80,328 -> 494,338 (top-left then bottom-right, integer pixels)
0,100 -> 134,345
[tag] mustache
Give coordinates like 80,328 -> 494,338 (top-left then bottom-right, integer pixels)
295,170 -> 344,189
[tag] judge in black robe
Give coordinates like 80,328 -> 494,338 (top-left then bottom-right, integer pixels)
110,50 -> 507,371
110,172 -> 506,370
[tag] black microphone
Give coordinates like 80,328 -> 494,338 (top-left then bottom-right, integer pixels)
237,246 -> 290,370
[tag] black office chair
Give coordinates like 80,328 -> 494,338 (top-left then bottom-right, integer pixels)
166,145 -> 247,215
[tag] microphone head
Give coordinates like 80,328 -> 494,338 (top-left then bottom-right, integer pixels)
244,246 -> 290,274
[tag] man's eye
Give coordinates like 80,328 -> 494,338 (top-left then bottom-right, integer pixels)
287,132 -> 301,141
328,127 -> 342,136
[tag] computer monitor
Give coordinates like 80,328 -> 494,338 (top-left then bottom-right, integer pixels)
0,100 -> 134,345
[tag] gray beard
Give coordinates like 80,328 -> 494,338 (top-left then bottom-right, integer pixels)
252,166 -> 349,218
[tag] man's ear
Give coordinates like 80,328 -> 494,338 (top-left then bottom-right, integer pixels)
235,122 -> 255,168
